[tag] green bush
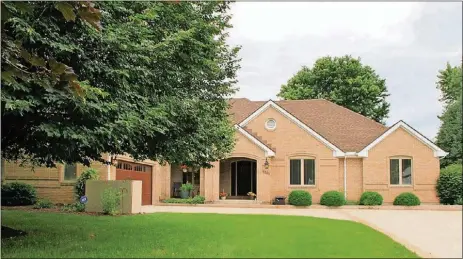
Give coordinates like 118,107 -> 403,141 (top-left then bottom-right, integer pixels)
393,192 -> 421,206
74,168 -> 100,200
61,202 -> 85,212
191,195 -> 205,204
436,164 -> 462,205
163,195 -> 206,204
33,199 -> 54,209
101,187 -> 122,215
1,182 -> 37,206
288,190 -> 312,206
320,191 -> 345,207
180,182 -> 194,192
359,192 -> 383,206
456,197 -> 463,205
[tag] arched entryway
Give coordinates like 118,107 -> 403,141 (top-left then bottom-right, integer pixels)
231,160 -> 256,197
220,157 -> 257,199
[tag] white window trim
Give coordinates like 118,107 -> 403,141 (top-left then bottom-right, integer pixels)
390,157 -> 413,186
265,118 -> 277,131
289,157 -> 316,186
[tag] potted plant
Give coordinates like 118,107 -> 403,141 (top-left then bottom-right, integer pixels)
180,182 -> 194,199
247,192 -> 257,200
219,191 -> 227,200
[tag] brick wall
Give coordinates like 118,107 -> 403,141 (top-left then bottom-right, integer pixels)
363,127 -> 440,203
2,159 -> 109,204
244,106 -> 340,203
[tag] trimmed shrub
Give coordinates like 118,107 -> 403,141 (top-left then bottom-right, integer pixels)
163,195 -> 206,204
320,191 -> 345,207
74,168 -> 99,200
393,192 -> 420,206
1,182 -> 37,206
436,164 -> 462,205
33,199 -> 54,209
191,195 -> 205,204
61,202 -> 85,212
101,187 -> 122,215
288,190 -> 312,206
359,191 -> 383,206
456,197 -> 463,205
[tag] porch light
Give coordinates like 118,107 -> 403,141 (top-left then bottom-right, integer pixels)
264,158 -> 269,169
181,164 -> 188,173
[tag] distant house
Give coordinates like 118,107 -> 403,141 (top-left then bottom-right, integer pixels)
2,98 -> 447,204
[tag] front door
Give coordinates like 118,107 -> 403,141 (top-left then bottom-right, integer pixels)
231,160 -> 257,196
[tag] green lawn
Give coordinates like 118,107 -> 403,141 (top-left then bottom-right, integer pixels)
1,210 -> 418,258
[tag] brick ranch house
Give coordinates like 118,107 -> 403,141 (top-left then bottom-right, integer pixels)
2,98 -> 447,205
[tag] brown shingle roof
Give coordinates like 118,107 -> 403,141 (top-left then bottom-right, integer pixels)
228,98 -> 388,152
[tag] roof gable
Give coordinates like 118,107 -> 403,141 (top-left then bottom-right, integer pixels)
237,100 -> 345,156
228,98 -> 387,152
358,121 -> 447,158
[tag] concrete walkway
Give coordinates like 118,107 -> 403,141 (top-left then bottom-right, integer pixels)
141,205 -> 462,258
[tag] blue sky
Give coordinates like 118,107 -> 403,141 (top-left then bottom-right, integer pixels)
227,2 -> 462,139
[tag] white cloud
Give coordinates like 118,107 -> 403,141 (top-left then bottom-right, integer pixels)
229,2 -> 422,43
226,2 -> 462,139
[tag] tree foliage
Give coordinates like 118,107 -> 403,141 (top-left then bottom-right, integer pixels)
278,55 -> 390,123
2,1 -> 240,168
436,96 -> 462,167
436,63 -> 462,106
436,164 -> 462,205
435,63 -> 462,167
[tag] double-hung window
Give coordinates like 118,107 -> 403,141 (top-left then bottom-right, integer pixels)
290,158 -> 315,185
390,157 -> 412,185
64,164 -> 77,181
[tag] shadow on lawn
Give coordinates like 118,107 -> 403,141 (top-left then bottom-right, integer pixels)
1,226 -> 27,239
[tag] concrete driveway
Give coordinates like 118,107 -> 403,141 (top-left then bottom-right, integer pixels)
142,206 -> 462,258
343,209 -> 462,258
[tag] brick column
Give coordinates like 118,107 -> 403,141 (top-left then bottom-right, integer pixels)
203,161 -> 220,202
257,158 -> 271,203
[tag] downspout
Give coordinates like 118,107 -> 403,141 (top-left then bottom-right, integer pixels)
343,155 -> 347,200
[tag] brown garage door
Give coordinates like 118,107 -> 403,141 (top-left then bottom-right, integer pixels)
116,161 -> 152,205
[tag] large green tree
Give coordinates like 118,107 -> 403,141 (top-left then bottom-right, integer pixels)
436,97 -> 462,168
278,55 -> 390,123
1,1 -> 240,167
436,63 -> 462,105
436,63 -> 462,168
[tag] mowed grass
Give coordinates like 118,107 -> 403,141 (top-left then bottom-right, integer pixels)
1,210 -> 418,258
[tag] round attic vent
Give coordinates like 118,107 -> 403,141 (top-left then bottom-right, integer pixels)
265,119 -> 276,130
